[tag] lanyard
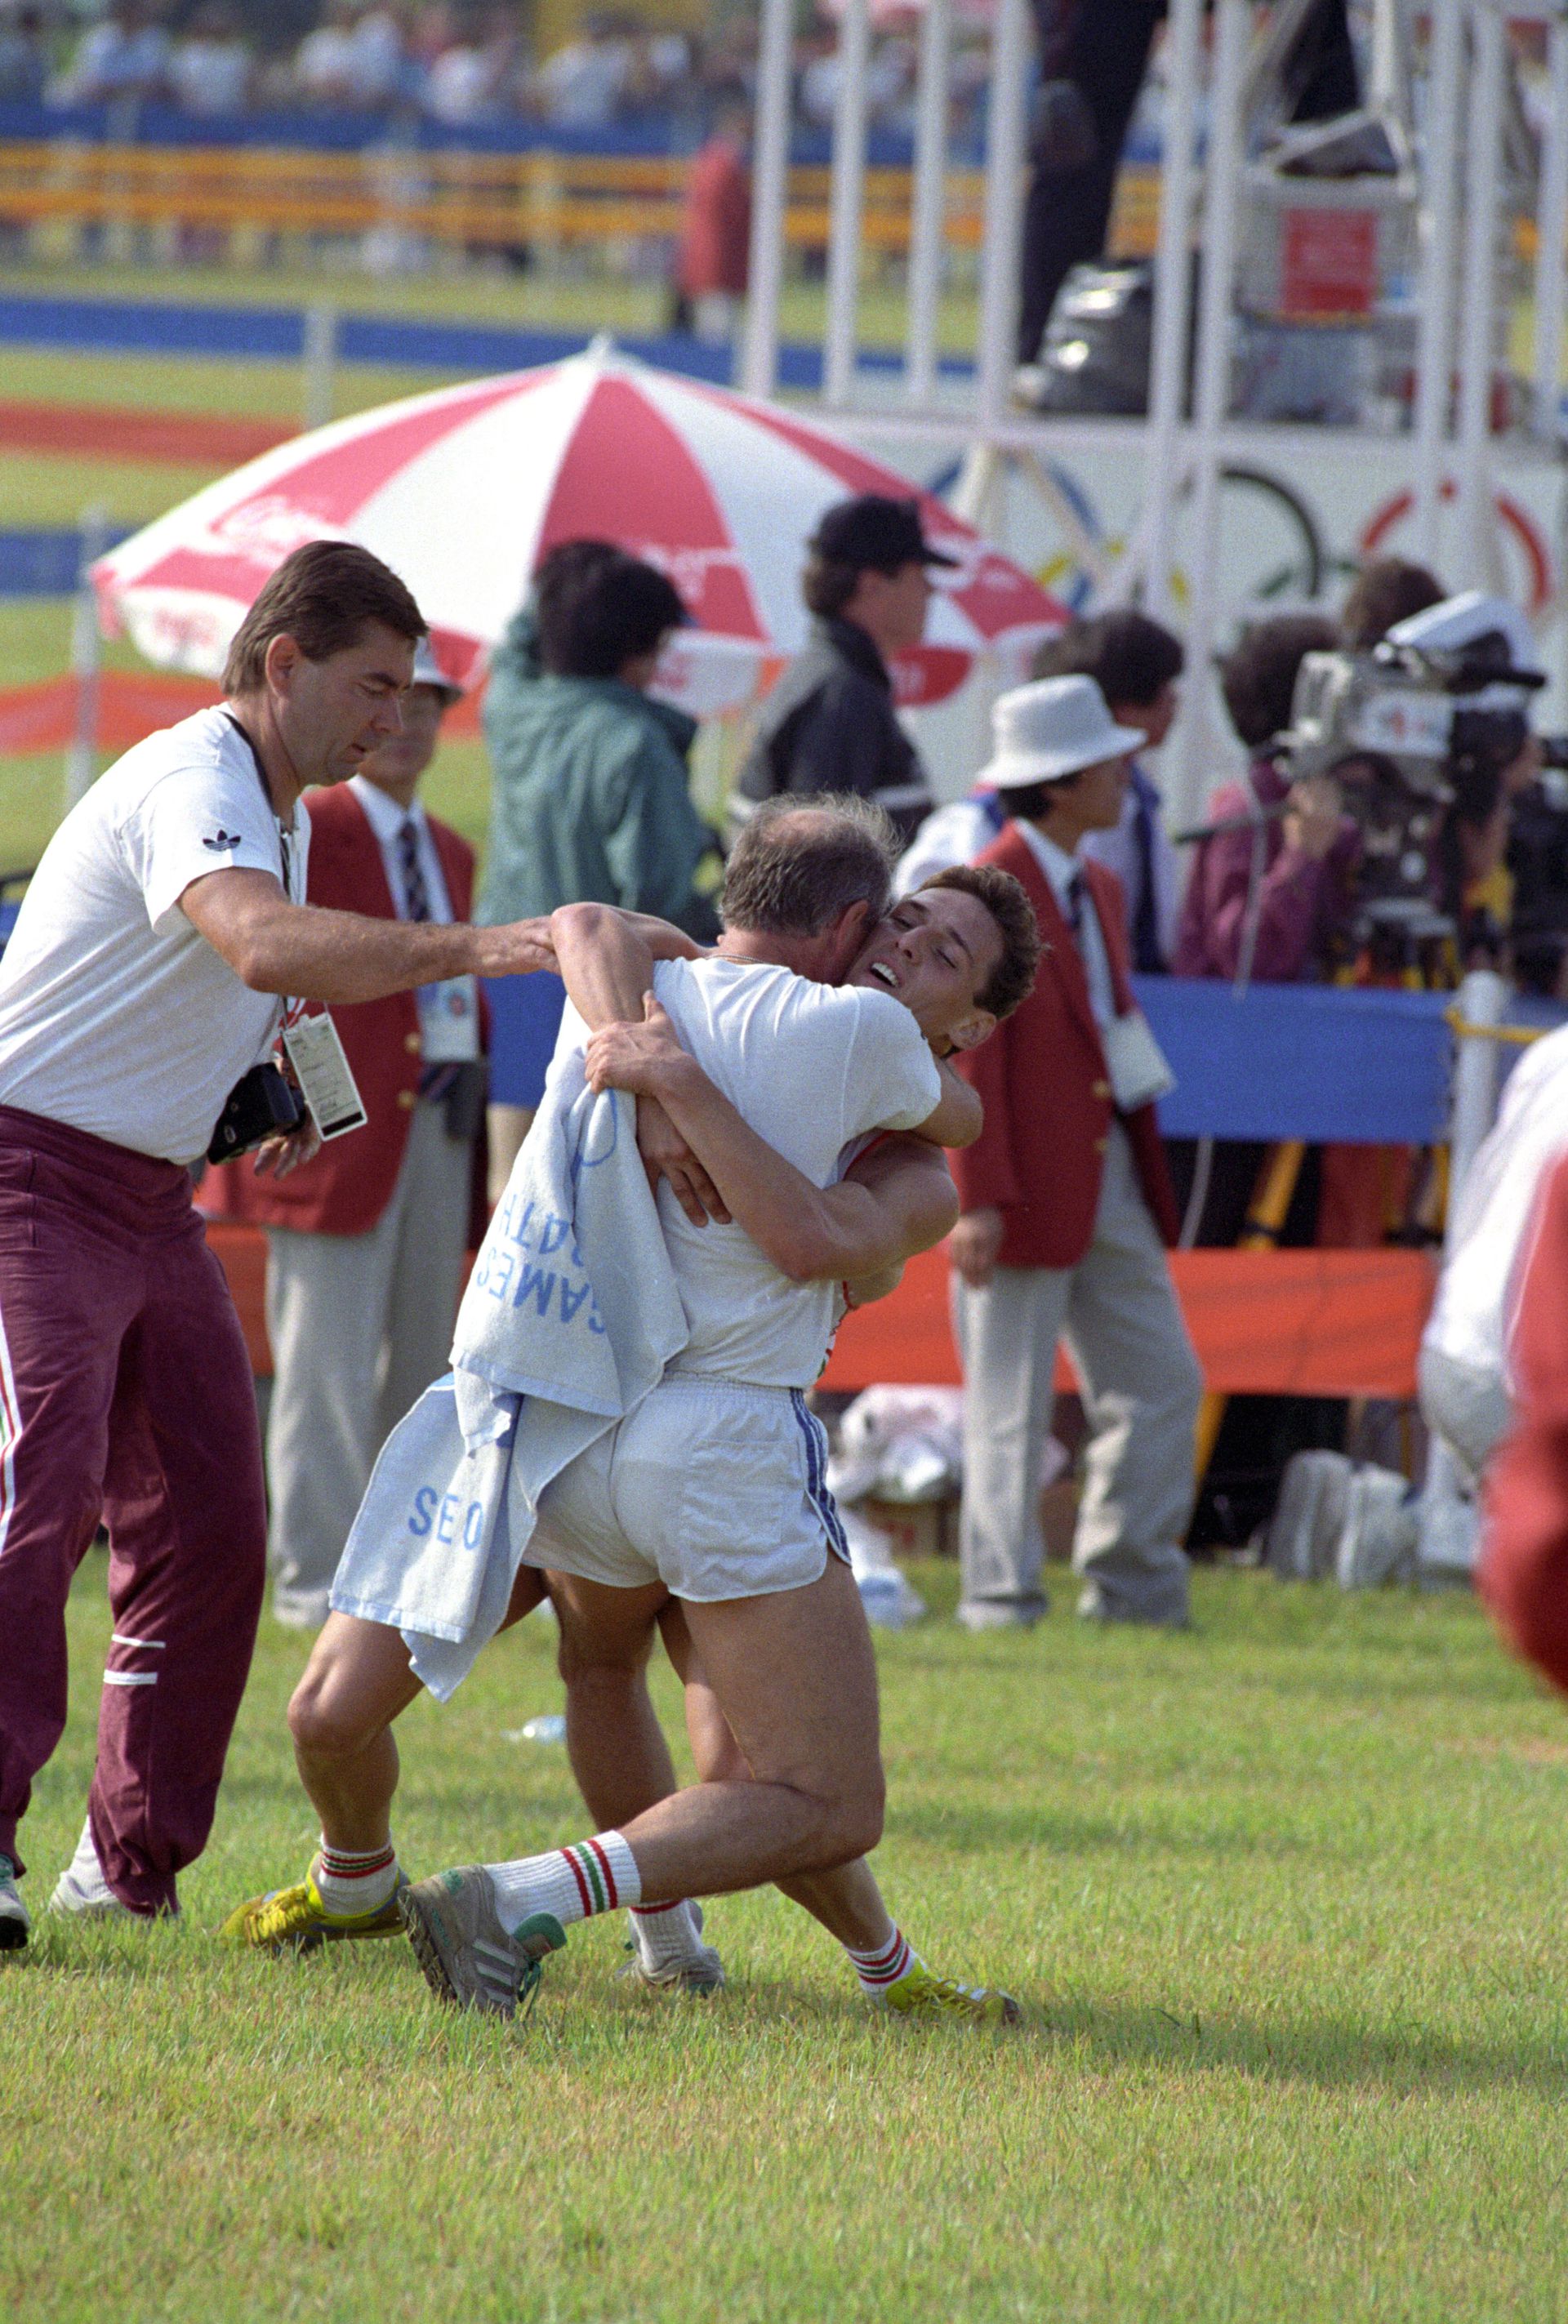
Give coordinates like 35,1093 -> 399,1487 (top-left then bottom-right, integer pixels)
222,712 -> 303,1029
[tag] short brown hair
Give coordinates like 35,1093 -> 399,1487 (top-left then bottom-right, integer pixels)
1219,613 -> 1339,749
1339,557 -> 1445,651
920,863 -> 1040,1021
722,795 -> 897,936
223,541 -> 425,696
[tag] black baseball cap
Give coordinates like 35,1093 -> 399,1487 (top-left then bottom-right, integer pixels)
808,493 -> 960,573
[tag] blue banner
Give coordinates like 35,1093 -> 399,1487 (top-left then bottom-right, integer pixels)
480,973 -> 1566,1147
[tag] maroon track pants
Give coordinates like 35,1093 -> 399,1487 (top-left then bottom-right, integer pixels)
0,1105 -> 265,1912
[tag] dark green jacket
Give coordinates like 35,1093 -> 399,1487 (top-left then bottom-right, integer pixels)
478,607 -> 719,938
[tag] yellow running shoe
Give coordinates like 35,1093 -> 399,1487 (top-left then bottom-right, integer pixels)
880,1961 -> 1022,2026
220,1872 -> 407,1952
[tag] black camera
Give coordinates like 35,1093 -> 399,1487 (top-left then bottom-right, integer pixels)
207,1062 -> 305,1165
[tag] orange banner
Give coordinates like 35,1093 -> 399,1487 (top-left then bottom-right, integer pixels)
819,1244 -> 1437,1399
205,1222 -> 1435,1398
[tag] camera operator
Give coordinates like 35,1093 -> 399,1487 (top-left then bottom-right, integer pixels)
1173,614 -> 1356,984
0,541 -> 547,1948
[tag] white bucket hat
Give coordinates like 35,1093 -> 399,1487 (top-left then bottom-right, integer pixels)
978,674 -> 1145,790
411,637 -> 462,702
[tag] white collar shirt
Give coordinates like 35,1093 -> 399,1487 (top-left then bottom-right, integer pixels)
350,777 -> 479,1066
1016,816 -> 1116,1030
349,775 -> 454,926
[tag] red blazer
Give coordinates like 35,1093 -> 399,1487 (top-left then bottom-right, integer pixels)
951,821 -> 1180,1271
203,783 -> 484,1239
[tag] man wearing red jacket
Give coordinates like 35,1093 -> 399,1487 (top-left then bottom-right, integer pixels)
949,676 -> 1202,1628
206,645 -> 486,1629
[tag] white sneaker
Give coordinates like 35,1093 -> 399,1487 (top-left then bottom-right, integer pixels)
47,1818 -> 135,1919
0,1853 -> 29,1950
622,1901 -> 726,1995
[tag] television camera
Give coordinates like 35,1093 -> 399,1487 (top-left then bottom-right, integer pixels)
1274,592 -> 1544,969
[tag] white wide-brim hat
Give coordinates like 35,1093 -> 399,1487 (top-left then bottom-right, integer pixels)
411,637 -> 463,701
978,674 -> 1146,790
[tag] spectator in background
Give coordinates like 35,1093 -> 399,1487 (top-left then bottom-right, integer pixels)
1035,612 -> 1183,970
1173,612 -> 1353,984
52,0 -> 170,105
479,541 -> 721,1195
947,675 -> 1200,1630
534,11 -> 631,130
736,493 -> 954,846
671,97 -> 751,343
296,0 -> 406,110
422,1 -> 525,126
202,644 -> 484,1633
1017,0 -> 1360,375
0,4 -> 49,105
1339,555 -> 1445,652
896,610 -> 1184,974
168,2 -> 252,118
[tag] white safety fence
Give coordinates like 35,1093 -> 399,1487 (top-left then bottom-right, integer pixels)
741,0 -> 1568,830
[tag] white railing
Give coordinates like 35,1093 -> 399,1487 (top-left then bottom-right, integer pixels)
743,0 -> 1568,826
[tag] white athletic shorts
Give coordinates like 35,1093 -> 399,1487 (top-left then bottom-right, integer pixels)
528,1372 -> 849,1602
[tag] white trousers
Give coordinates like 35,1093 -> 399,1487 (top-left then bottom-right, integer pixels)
264,1101 -> 472,1624
953,1124 -> 1203,1627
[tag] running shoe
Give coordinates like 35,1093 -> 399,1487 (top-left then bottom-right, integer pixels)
220,1871 -> 407,1952
47,1817 -> 135,1920
400,1865 -> 565,2018
622,1924 -> 724,1998
879,1962 -> 1021,2026
0,1854 -> 29,1952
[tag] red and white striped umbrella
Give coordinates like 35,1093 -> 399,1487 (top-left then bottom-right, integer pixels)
93,340 -> 1063,717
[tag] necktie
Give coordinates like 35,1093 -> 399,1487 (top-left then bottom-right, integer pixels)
1130,786 -> 1163,974
398,815 -> 431,924
399,816 -> 457,1102
1064,867 -> 1085,937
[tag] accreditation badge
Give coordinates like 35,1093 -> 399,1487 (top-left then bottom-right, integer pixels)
282,1010 -> 368,1141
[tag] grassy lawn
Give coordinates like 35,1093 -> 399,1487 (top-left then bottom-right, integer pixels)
6,1554 -> 1568,2322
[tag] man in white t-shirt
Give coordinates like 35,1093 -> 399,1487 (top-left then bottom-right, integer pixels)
0,542 -> 547,1952
229,805 -> 1039,2019
398,825 -> 1043,2020
1420,1022 -> 1568,1482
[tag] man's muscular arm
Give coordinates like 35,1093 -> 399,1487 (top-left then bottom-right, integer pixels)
181,868 -> 555,1001
585,996 -> 959,1283
547,902 -> 707,1030
549,903 -> 727,1226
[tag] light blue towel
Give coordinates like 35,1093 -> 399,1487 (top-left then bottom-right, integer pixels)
331,1040 -> 689,1698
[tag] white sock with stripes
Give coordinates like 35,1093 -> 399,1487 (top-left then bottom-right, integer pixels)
628,1898 -> 707,1971
487,1832 -> 641,1934
844,1923 -> 915,1999
313,1836 -> 399,1917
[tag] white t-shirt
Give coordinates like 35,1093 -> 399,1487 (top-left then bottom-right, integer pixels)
0,707 -> 310,1168
1423,1021 -> 1568,1384
552,954 -> 942,1387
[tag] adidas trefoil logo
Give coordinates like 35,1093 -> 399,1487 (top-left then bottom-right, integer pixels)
203,829 -> 243,851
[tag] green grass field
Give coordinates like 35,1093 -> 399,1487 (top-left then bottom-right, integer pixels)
7,261 -> 1568,2322
7,1555 -> 1568,2323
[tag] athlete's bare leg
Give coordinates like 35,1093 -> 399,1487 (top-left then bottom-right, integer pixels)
549,1574 -> 684,1826
287,1568 -> 550,1853
601,1557 -> 885,1901
661,1602 -> 893,1950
